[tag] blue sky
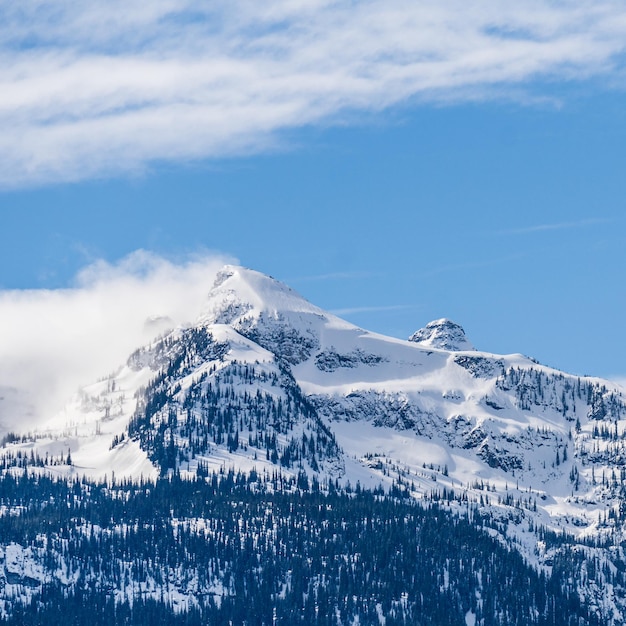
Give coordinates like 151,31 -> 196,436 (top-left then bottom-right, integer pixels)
1,0 -> 626,383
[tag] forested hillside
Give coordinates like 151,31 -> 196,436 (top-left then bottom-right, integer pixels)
0,472 -> 593,625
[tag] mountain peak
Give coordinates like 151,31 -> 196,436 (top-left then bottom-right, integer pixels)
408,318 -> 475,351
200,265 -> 323,326
199,265 -> 359,364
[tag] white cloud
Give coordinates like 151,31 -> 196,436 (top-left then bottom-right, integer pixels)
330,304 -> 418,316
0,250 -> 234,431
2,0 -> 626,185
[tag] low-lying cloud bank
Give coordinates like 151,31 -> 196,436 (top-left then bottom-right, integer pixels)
0,251 -> 233,432
2,0 -> 626,186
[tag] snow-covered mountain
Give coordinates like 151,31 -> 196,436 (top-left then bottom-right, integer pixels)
4,264 -> 626,620
408,318 -> 475,351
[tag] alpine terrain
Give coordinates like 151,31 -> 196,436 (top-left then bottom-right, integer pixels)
0,265 -> 625,624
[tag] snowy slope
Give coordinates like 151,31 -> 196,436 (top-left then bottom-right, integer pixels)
4,263 -> 626,617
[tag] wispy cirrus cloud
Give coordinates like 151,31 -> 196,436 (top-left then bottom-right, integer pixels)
331,304 -> 418,316
497,217 -> 614,235
3,0 -> 626,186
290,271 -> 384,283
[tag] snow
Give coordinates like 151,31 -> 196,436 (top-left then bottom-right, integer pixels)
4,543 -> 45,585
198,265 -> 355,335
409,318 -> 476,352
0,266 -> 619,494
4,263 -> 626,616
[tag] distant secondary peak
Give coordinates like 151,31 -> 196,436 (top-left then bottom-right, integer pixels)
408,318 -> 475,351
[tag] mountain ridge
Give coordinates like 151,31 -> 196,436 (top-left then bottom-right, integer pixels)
3,264 -> 626,620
